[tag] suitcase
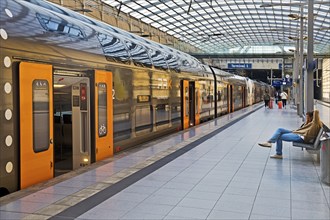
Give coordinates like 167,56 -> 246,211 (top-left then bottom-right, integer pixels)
268,99 -> 273,109
278,101 -> 282,109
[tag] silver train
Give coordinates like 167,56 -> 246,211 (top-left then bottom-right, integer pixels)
0,0 -> 273,196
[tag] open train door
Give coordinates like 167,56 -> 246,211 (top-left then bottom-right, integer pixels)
195,81 -> 201,125
19,62 -> 53,189
95,70 -> 113,161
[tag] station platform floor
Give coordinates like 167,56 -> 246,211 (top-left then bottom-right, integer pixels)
1,101 -> 329,220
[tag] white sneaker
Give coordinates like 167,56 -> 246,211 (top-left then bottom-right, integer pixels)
258,142 -> 272,148
270,154 -> 283,159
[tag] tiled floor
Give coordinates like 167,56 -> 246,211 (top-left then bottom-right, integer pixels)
0,101 -> 329,220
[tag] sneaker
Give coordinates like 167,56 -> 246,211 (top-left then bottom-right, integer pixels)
258,142 -> 272,148
270,154 -> 283,159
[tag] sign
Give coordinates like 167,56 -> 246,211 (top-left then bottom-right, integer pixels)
283,77 -> 292,86
227,63 -> 252,69
271,78 -> 292,87
279,63 -> 293,69
272,80 -> 283,87
137,95 -> 150,103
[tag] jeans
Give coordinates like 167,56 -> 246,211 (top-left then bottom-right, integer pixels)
268,128 -> 304,155
264,100 -> 270,107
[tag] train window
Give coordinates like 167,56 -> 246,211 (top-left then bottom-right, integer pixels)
98,83 -> 107,137
135,105 -> 152,132
156,104 -> 169,126
97,33 -> 130,63
171,104 -> 181,123
32,80 -> 50,153
148,49 -> 168,70
36,13 -> 86,39
125,41 -> 152,68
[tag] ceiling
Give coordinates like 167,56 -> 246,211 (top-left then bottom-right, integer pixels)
101,0 -> 330,54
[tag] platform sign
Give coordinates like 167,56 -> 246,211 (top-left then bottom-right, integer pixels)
228,63 -> 252,69
272,78 -> 292,86
272,80 -> 282,87
282,77 -> 292,86
279,63 -> 293,70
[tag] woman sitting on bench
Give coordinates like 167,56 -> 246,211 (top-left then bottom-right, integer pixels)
258,110 -> 323,159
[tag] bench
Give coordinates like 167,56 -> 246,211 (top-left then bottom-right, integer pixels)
293,127 -> 324,150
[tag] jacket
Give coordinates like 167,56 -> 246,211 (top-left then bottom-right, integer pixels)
292,110 -> 323,143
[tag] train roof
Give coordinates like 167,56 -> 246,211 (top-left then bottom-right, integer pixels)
3,0 -> 204,73
210,66 -> 233,77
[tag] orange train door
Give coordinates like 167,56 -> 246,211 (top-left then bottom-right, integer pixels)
182,80 -> 189,129
195,81 -> 200,125
95,70 -> 113,161
19,62 -> 53,189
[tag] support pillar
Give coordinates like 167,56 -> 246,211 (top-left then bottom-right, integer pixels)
298,5 -> 304,116
306,0 -> 314,112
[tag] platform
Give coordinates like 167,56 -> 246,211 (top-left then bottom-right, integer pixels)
0,101 -> 329,220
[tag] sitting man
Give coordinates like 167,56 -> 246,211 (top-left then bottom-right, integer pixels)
258,110 -> 323,159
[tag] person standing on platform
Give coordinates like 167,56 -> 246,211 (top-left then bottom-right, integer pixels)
275,90 -> 279,105
280,90 -> 288,108
258,110 -> 322,159
263,91 -> 270,108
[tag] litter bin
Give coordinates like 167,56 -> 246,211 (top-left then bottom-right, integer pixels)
320,132 -> 330,185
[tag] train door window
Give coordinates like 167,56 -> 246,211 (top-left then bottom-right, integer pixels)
98,83 -> 107,137
32,79 -> 50,152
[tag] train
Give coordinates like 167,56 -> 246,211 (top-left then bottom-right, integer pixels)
0,0 -> 273,196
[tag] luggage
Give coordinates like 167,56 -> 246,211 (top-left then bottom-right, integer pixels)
278,101 -> 282,109
268,98 -> 273,109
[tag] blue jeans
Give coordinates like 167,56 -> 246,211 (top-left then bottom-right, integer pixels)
268,128 -> 304,155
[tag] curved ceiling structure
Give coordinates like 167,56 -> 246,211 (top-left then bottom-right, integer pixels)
102,0 -> 330,54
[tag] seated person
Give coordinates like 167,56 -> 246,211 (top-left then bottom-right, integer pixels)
258,110 -> 323,159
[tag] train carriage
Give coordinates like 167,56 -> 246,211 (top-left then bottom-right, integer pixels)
0,0 -> 272,196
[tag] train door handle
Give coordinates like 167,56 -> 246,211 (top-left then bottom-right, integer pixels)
50,139 -> 53,144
